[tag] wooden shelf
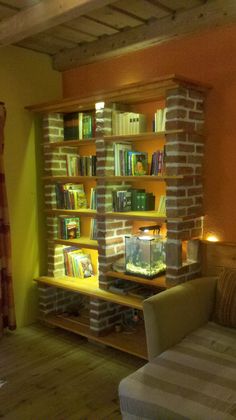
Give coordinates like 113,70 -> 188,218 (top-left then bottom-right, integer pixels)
106,271 -> 169,289
43,176 -> 97,183
50,237 -> 98,250
45,208 -> 96,217
99,210 -> 166,222
35,275 -> 144,310
97,175 -> 182,182
42,139 -> 96,147
103,129 -> 189,142
43,313 -> 148,359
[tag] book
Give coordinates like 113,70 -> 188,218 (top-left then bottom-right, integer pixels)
64,112 -> 79,140
58,216 -> 81,239
90,187 -> 97,239
157,195 -> 166,215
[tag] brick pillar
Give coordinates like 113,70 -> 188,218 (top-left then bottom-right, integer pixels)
90,103 -> 133,334
38,284 -> 88,319
43,113 -> 66,277
95,103 -> 132,289
89,298 -> 124,335
165,86 -> 206,284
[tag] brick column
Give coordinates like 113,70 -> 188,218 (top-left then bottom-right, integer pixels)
165,85 -> 206,284
43,113 -> 65,277
88,103 -> 132,335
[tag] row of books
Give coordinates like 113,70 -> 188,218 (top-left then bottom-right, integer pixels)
66,154 -> 97,176
112,188 -> 155,212
63,108 -> 167,141
64,112 -> 95,140
112,111 -> 147,135
114,142 -> 148,176
55,183 -> 87,210
63,247 -> 94,278
114,142 -> 165,176
150,149 -> 165,176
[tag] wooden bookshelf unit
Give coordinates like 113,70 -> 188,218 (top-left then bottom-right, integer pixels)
27,74 -> 209,358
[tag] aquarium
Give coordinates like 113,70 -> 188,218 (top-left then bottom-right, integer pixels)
125,234 -> 166,279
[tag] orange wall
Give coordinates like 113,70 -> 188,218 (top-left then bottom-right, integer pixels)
62,25 -> 236,243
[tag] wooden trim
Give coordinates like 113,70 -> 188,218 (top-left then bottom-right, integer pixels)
43,313 -> 148,359
25,74 -> 211,113
98,211 -> 166,222
45,209 -> 96,217
43,176 -> 97,183
35,275 -> 143,309
201,240 -> 236,276
42,139 -> 96,147
0,0 -> 116,46
52,0 -> 236,71
50,237 -> 98,250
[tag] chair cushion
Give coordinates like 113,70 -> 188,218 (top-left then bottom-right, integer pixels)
214,268 -> 236,328
119,322 -> 236,420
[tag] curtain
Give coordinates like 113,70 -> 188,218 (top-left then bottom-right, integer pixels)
0,102 -> 16,336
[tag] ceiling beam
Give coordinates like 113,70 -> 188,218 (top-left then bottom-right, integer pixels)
0,0 -> 116,46
53,0 -> 236,71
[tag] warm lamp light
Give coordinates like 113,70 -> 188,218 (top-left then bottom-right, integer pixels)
95,101 -> 105,110
206,234 -> 219,242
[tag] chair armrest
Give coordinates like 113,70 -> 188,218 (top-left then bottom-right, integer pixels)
143,276 -> 217,360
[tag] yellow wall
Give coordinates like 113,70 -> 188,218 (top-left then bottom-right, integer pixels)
0,46 -> 62,327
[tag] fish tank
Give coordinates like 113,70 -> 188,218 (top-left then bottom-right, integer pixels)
125,234 -> 166,279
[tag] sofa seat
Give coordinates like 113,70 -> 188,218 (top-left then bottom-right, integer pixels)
119,322 -> 236,420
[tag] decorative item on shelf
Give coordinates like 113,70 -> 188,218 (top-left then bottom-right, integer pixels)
108,279 -> 138,295
125,225 -> 166,279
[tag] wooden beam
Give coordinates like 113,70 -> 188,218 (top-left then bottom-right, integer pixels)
53,0 -> 236,71
0,0 -> 116,46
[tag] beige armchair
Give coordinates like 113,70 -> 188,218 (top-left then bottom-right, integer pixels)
143,276 -> 217,360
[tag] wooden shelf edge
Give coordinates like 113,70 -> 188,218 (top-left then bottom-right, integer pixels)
34,275 -> 143,310
45,209 -> 96,217
42,139 -> 96,147
103,129 -> 204,142
26,74 -> 211,114
43,176 -> 97,182
98,211 -> 166,222
49,237 -> 98,250
41,314 -> 147,360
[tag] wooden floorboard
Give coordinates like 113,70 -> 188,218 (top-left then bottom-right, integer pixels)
0,323 -> 144,420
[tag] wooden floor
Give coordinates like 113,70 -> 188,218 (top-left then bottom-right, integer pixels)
0,323 -> 144,420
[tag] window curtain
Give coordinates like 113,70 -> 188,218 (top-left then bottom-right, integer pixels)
0,102 -> 16,336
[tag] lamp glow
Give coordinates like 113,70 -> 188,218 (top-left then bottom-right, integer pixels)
206,234 -> 219,242
95,101 -> 105,110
